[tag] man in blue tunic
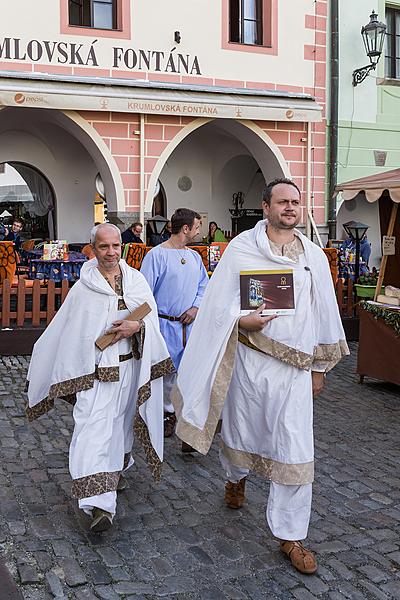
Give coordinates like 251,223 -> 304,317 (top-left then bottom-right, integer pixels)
141,208 -> 208,437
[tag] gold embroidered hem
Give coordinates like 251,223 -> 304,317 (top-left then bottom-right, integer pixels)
312,340 -> 350,372
72,450 -> 132,499
174,322 -> 239,455
71,471 -> 120,499
26,366 -> 121,422
134,357 -> 175,481
132,321 -> 145,360
221,441 -> 314,485
241,331 -> 314,371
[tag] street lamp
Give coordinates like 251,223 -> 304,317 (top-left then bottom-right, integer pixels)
343,220 -> 369,282
147,215 -> 168,246
353,10 -> 387,86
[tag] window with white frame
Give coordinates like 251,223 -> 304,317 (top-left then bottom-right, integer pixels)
385,6 -> 400,78
69,0 -> 117,30
229,0 -> 264,45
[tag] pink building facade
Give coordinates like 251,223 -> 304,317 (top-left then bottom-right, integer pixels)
0,0 -> 327,242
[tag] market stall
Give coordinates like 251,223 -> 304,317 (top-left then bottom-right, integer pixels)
335,169 -> 400,384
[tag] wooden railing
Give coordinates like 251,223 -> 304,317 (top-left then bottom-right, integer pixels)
0,271 -> 355,331
0,279 -> 69,328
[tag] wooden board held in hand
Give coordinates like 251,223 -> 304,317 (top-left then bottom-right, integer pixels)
95,302 -> 152,351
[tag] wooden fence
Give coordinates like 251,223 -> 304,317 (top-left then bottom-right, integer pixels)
0,268 -> 358,333
0,279 -> 69,328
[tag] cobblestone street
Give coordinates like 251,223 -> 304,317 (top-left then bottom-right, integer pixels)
1,343 -> 400,599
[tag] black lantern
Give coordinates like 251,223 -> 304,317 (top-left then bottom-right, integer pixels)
147,215 -> 168,246
343,220 -> 369,282
353,11 -> 387,86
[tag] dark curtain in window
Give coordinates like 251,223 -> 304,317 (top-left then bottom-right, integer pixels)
229,0 -> 263,46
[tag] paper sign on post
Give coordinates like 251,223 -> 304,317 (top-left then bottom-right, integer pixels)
382,236 -> 396,256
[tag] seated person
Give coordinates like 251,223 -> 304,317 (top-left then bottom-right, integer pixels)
121,222 -> 143,244
208,221 -> 227,243
4,218 -> 24,252
339,234 -> 371,280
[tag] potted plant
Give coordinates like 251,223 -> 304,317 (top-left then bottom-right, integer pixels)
355,268 -> 383,298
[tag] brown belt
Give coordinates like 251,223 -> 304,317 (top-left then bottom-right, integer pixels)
159,313 -> 187,347
119,352 -> 133,363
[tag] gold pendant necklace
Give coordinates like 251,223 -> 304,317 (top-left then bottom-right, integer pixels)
169,240 -> 187,264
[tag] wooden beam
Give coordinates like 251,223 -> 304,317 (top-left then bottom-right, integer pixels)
374,202 -> 399,301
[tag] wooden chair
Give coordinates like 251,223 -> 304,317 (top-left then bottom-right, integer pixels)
0,242 -> 17,286
124,243 -> 147,269
81,244 -> 95,259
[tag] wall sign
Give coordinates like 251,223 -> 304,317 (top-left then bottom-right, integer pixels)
382,235 -> 396,256
0,37 -> 202,75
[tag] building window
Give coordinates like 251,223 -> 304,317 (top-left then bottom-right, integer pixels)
69,0 -> 117,30
385,6 -> 400,78
230,0 -> 263,45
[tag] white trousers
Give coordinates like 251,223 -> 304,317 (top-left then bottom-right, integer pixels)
69,359 -> 138,516
163,371 -> 177,413
220,450 -> 312,541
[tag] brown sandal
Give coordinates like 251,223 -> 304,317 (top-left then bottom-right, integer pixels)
225,477 -> 246,509
280,540 -> 318,574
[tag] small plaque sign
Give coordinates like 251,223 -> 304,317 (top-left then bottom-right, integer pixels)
382,235 -> 396,256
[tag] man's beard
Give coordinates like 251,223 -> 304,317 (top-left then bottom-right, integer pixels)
268,215 -> 299,230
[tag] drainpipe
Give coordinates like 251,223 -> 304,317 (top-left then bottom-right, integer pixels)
139,113 -> 145,226
328,0 -> 339,240
306,121 -> 312,239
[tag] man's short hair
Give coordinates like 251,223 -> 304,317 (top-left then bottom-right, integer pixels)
90,223 -> 122,245
13,217 -> 24,226
262,178 -> 301,206
131,222 -> 143,230
171,208 -> 201,235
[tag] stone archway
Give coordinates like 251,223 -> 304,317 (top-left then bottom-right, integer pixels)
146,118 -> 289,232
0,106 -> 123,243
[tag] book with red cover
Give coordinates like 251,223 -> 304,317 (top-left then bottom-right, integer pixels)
240,269 -> 295,315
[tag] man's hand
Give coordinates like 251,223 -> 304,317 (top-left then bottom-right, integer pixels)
180,307 -> 198,325
239,304 -> 278,332
107,319 -> 142,344
312,371 -> 325,397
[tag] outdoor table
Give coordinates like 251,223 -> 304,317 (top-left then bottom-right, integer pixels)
28,251 -> 87,282
357,301 -> 400,386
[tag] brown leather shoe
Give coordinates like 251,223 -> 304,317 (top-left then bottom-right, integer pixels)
117,474 -> 128,492
164,412 -> 176,438
280,540 -> 318,574
90,508 -> 113,533
225,477 -> 246,509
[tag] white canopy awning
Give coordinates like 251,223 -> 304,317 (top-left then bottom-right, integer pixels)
336,168 -> 400,203
0,72 -> 322,122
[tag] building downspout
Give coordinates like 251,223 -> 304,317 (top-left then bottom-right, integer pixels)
139,113 -> 145,226
328,0 -> 339,240
306,121 -> 312,239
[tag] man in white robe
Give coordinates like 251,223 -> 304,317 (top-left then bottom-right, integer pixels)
27,224 -> 173,532
173,179 -> 349,573
141,208 -> 208,439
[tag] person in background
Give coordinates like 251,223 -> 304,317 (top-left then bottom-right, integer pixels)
339,233 -> 371,280
208,221 -> 227,243
141,208 -> 208,439
5,217 -> 24,251
121,222 -> 143,244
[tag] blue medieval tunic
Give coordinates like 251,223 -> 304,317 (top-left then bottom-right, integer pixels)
141,245 -> 208,369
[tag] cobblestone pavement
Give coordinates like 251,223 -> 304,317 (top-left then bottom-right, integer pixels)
1,343 -> 400,599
